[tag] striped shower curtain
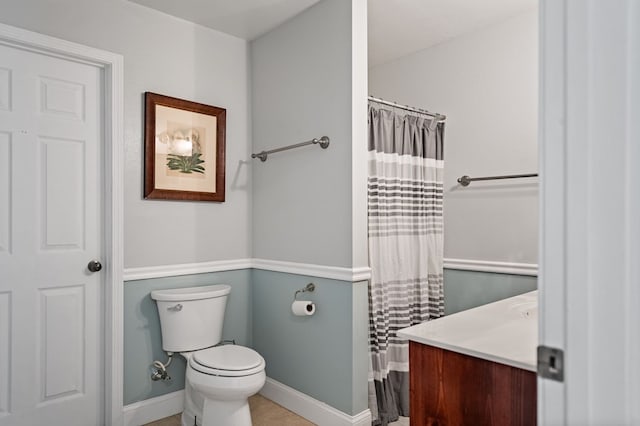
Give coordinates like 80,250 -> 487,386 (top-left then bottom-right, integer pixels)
367,102 -> 445,426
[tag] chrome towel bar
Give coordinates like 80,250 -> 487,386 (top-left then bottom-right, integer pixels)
457,173 -> 538,187
251,136 -> 330,162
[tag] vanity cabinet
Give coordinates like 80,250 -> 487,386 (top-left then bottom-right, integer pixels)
409,341 -> 536,425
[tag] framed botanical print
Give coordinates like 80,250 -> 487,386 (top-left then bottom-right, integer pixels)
144,92 -> 226,202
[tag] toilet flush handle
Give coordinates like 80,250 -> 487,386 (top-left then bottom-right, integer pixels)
167,304 -> 183,312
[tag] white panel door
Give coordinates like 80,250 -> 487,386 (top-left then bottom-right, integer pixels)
0,42 -> 102,426
539,0 -> 640,424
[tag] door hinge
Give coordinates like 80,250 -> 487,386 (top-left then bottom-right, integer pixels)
537,345 -> 564,382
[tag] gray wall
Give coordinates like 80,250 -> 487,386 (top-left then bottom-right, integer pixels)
0,0 -> 253,268
4,0 -> 532,416
251,270 -> 368,416
444,269 -> 537,315
369,10 -> 539,265
123,269 -> 370,416
122,267 -> 531,407
249,1 -> 369,416
4,0 -> 371,415
250,0 -> 355,268
123,270 -> 252,405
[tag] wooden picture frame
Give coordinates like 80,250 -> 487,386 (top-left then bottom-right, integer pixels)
144,92 -> 226,202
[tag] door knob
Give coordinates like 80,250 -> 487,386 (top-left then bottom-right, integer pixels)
87,260 -> 102,272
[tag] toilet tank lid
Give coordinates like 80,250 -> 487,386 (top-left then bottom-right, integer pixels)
151,284 -> 231,302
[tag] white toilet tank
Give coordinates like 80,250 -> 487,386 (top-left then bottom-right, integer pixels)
151,284 -> 231,352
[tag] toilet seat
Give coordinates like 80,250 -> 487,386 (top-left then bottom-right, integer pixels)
190,345 -> 265,377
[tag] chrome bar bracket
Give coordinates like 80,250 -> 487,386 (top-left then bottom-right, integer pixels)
294,283 -> 316,301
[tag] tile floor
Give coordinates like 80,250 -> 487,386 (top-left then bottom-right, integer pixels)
144,394 -> 313,426
144,394 -> 410,426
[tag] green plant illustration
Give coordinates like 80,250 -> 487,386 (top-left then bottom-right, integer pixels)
166,153 -> 205,174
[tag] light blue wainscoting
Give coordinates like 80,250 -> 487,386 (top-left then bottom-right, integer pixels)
443,268 -> 538,315
251,269 -> 369,416
123,269 -> 253,405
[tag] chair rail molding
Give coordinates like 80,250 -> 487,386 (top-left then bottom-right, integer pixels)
123,258 -> 372,282
251,258 -> 372,282
125,257 -> 541,282
444,258 -> 538,276
123,259 -> 253,281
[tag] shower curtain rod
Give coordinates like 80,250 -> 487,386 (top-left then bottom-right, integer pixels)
368,95 -> 446,120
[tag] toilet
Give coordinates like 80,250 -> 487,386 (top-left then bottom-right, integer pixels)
151,284 -> 266,426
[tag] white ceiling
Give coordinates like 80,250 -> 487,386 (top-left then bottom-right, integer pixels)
368,0 -> 537,66
129,0 -> 322,41
129,0 -> 537,66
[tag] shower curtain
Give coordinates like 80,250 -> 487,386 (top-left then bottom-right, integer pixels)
367,102 -> 445,426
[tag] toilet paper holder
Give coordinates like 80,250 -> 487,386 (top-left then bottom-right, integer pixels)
294,283 -> 315,301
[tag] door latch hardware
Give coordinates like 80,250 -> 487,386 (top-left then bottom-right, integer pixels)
87,260 -> 102,272
537,345 -> 564,382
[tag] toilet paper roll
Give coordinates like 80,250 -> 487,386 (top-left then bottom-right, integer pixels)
291,300 -> 316,316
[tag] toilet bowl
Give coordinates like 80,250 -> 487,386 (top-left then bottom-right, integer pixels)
151,285 -> 266,426
187,345 -> 266,425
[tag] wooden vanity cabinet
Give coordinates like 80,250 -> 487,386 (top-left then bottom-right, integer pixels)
408,341 -> 537,425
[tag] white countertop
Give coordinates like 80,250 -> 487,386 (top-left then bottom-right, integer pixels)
397,291 -> 538,372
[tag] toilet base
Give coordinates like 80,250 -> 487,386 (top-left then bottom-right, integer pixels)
180,411 -> 192,426
181,399 -> 251,426
203,398 -> 251,426
182,365 -> 265,426
181,380 -> 204,426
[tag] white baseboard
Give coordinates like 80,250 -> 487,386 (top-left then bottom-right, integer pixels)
444,258 -> 538,276
260,377 -> 372,426
123,390 -> 184,426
